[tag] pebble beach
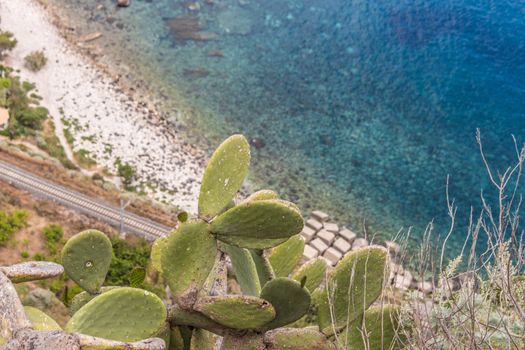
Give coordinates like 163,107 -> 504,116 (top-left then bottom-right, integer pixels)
0,0 -> 205,213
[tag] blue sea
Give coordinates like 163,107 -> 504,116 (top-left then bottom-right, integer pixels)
49,0 -> 525,256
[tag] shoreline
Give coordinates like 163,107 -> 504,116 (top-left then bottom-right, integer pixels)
0,0 -> 206,213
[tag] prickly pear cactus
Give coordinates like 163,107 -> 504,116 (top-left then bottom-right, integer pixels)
65,287 -> 166,342
198,134 -> 251,218
209,199 -> 304,249
0,134 -> 408,350
61,229 -> 112,294
336,304 -> 402,350
195,295 -> 276,329
316,246 -> 389,335
161,220 -> 217,304
292,257 -> 327,293
24,307 -> 61,331
260,277 -> 311,330
268,235 -> 305,278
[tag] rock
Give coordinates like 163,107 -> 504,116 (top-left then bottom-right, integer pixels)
417,281 -> 434,294
305,218 -> 323,231
323,222 -> 339,233
338,228 -> 357,244
25,288 -> 60,309
310,238 -> 328,255
384,240 -> 401,255
311,210 -> 329,222
303,245 -> 319,260
319,135 -> 333,146
249,138 -> 265,149
316,229 -> 335,245
217,8 -> 253,35
333,237 -> 351,254
117,0 -> 130,7
183,67 -> 210,78
300,226 -> 316,243
351,237 -> 369,249
323,247 -> 343,266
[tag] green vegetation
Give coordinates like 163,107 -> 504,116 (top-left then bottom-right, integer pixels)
0,65 -> 49,138
4,134 -> 524,349
115,158 -> 136,190
37,120 -> 77,170
42,224 -> 63,254
24,51 -> 47,72
73,148 -> 96,168
0,30 -> 16,59
0,209 -> 28,245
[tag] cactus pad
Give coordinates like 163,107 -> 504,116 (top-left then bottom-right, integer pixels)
61,229 -> 112,294
65,287 -> 166,342
244,189 -> 278,202
198,134 -> 251,218
222,243 -> 261,296
260,277 -> 311,330
251,250 -> 275,287
24,306 -> 61,331
190,329 -> 220,350
69,286 -> 118,314
194,295 -> 276,329
264,328 -> 335,350
337,304 -> 402,350
317,246 -> 388,335
210,199 -> 304,249
269,235 -> 305,277
161,220 -> 217,303
150,236 -> 169,274
292,258 -> 328,293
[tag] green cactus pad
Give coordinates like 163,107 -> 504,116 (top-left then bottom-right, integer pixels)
269,235 -> 305,277
151,236 -> 169,274
210,199 -> 304,249
222,333 -> 265,350
198,134 -> 251,218
128,267 -> 146,287
191,329 -> 219,350
292,258 -> 328,293
61,229 -> 112,294
153,323 -> 171,349
65,287 -> 166,342
24,306 -> 61,331
222,243 -> 261,296
69,286 -> 118,314
264,328 -> 335,350
317,246 -> 388,335
260,277 -> 311,330
194,295 -> 276,329
337,304 -> 402,350
244,189 -> 278,202
169,327 -> 186,350
161,220 -> 217,303
250,250 -> 275,287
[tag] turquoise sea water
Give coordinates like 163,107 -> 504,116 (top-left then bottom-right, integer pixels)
48,0 -> 525,256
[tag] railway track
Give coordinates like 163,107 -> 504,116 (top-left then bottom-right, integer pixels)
0,159 -> 173,240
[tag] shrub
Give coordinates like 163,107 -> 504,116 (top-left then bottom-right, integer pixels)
24,51 -> 47,72
115,158 -> 136,190
0,31 -> 16,59
106,236 -> 150,286
43,224 -> 63,254
20,251 -> 29,259
0,209 -> 28,245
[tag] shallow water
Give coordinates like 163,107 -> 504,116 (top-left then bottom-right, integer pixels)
45,0 -> 525,256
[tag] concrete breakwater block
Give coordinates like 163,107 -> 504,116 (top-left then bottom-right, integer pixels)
310,238 -> 328,254
339,228 -> 357,244
306,218 -> 323,231
323,247 -> 343,266
300,226 -> 316,243
311,210 -> 329,222
317,229 -> 335,245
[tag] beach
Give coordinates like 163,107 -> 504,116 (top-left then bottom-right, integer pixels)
0,0 -> 205,213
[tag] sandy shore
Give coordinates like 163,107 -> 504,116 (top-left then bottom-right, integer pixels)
0,0 -> 204,212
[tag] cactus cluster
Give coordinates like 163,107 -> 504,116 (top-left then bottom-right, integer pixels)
153,135 -> 405,349
0,134 -> 406,349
